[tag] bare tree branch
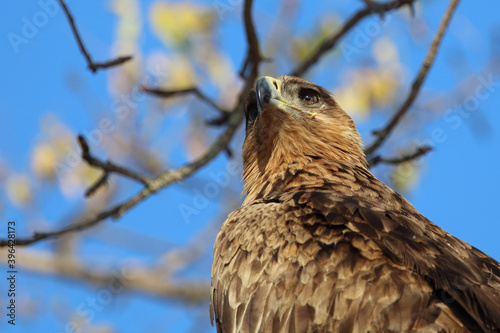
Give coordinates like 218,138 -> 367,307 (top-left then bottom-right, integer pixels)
141,86 -> 233,126
78,135 -> 152,188
2,1 -> 427,248
141,86 -> 230,114
0,108 -> 244,247
85,172 -> 109,197
290,0 -> 415,77
0,0 -> 266,248
57,0 -> 132,73
5,248 -> 209,304
240,0 -> 263,79
365,0 -> 461,155
368,145 -> 432,167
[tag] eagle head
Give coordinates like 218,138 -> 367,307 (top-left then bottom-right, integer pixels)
241,75 -> 367,203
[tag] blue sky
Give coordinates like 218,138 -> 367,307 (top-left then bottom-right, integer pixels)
1,1 -> 499,332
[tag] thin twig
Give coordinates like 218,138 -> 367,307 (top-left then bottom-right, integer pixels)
85,172 -> 109,197
239,54 -> 250,79
240,0 -> 262,79
1,205 -> 122,246
225,147 -> 234,158
141,86 -> 230,114
206,113 -> 232,126
78,135 -> 152,187
92,56 -> 133,70
8,248 -> 209,303
368,146 -> 432,167
0,0 -> 266,248
290,0 -> 415,77
142,86 -> 234,126
0,105 -> 246,247
365,0 -> 461,155
57,0 -> 132,73
0,1 -> 426,247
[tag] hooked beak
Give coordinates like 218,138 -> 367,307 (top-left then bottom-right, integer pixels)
254,76 -> 313,118
255,76 -> 283,113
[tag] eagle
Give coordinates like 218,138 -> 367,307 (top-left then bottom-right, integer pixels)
210,75 -> 500,332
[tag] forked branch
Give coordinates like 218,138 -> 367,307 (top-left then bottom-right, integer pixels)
365,0 -> 461,155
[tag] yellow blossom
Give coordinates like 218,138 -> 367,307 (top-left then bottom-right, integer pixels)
6,175 -> 32,207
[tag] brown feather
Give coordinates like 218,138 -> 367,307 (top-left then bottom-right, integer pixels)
211,76 -> 500,332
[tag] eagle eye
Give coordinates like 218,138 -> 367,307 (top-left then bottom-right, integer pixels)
298,88 -> 320,106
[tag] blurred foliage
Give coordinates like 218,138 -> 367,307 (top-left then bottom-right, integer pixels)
1,0 -> 422,217
335,37 -> 402,118
30,114 -> 103,199
6,174 -> 32,207
4,1 -> 500,331
109,0 -> 143,95
291,14 -> 343,62
150,1 -> 215,48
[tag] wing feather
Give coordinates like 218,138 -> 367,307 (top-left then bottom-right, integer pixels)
211,189 -> 500,332
290,190 -> 500,331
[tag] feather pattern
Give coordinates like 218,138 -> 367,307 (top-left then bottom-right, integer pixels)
211,76 -> 500,332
